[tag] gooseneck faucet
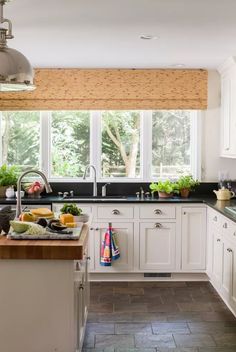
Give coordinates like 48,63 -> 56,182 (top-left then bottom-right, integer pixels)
16,170 -> 52,218
83,165 -> 97,197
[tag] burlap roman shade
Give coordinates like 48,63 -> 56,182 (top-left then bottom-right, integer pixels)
0,68 -> 208,110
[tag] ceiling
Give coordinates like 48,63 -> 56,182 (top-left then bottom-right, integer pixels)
3,0 -> 236,69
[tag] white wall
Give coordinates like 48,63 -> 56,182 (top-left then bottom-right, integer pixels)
201,70 -> 236,181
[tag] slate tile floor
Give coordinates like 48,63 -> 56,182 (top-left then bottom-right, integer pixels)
82,281 -> 236,352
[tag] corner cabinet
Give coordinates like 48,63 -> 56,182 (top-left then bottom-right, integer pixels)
218,56 -> 236,158
181,207 -> 207,271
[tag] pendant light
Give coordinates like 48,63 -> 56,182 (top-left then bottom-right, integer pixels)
0,0 -> 35,92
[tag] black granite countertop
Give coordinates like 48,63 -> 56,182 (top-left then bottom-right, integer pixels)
2,195 -> 236,223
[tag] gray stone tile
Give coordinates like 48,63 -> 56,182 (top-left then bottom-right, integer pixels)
156,349 -> 198,352
130,295 -> 163,304
132,312 -> 168,322
89,303 -> 114,313
198,348 -> 236,352
201,311 -> 236,322
83,332 -> 95,348
82,348 -> 114,352
99,294 -> 130,304
95,334 -> 135,348
116,349 -> 155,352
98,313 -> 133,323
173,334 -> 216,347
178,303 -> 212,312
115,323 -> 152,334
213,333 -> 236,346
167,312 -> 203,323
114,287 -> 144,295
152,322 -> 190,334
188,322 -> 236,334
114,302 -> 148,313
86,323 -> 115,334
147,302 -> 179,313
135,334 -> 176,348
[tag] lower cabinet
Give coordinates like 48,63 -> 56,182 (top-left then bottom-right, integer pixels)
181,207 -> 207,270
139,222 -> 176,271
93,222 -> 134,272
212,233 -> 223,290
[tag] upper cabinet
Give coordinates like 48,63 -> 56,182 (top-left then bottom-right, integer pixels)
218,57 -> 236,157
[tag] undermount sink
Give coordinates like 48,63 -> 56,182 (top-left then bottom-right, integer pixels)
63,196 -> 128,201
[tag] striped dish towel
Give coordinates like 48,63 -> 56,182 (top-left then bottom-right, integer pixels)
100,225 -> 120,266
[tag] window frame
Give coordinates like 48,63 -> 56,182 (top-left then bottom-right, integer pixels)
0,110 -> 201,182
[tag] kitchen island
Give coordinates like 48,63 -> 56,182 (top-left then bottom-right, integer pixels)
0,224 -> 89,352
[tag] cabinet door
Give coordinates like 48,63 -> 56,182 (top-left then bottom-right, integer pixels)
212,233 -> 223,290
139,222 -> 176,271
222,238 -> 234,302
182,208 -> 207,271
94,222 -> 134,272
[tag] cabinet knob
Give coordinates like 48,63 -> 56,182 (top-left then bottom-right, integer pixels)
112,209 -> 120,215
95,227 -> 99,231
155,223 -> 162,229
90,227 -> 94,230
154,209 -> 162,215
217,238 -> 221,242
234,232 -> 236,237
79,284 -> 84,290
213,216 -> 217,221
227,248 -> 233,253
86,256 -> 91,260
223,223 -> 228,229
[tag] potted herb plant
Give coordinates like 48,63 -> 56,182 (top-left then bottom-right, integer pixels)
0,164 -> 18,197
177,175 -> 199,198
149,180 -> 179,198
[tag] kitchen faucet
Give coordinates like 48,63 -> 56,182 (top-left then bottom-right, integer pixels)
16,170 -> 52,218
83,165 -> 97,197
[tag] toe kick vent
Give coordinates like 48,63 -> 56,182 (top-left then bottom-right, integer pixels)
144,273 -> 171,277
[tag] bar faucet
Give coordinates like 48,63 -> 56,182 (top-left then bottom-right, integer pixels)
83,165 -> 97,197
16,170 -> 52,218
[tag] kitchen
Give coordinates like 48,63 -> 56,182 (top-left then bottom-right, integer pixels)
1,0 -> 236,351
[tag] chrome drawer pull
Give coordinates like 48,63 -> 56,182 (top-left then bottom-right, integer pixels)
227,248 -> 233,253
154,209 -> 162,215
90,227 -> 94,230
223,223 -> 228,229
155,223 -> 162,229
213,216 -> 217,221
217,238 -> 221,242
112,209 -> 120,215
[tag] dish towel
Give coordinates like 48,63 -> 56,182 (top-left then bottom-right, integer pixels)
100,225 -> 120,266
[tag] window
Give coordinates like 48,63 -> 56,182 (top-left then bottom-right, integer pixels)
152,110 -> 191,178
50,111 -> 90,178
0,111 -> 40,172
101,111 -> 141,178
0,110 -> 200,181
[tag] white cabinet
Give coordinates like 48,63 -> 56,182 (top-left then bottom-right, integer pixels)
218,56 -> 236,157
93,222 -> 134,272
139,222 -> 176,271
181,207 -> 207,271
212,232 -> 223,290
221,237 -> 234,302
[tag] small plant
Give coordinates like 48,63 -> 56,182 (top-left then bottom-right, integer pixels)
177,175 -> 199,190
177,175 -> 199,198
60,203 -> 82,216
0,164 -> 18,187
150,180 -> 179,197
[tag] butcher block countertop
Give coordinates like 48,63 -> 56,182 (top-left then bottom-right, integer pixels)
0,224 -> 89,260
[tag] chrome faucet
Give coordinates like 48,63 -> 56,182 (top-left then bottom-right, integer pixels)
16,170 -> 52,218
83,165 -> 97,197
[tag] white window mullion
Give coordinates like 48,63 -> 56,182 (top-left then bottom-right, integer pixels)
90,110 -> 101,180
40,111 -> 50,178
191,110 -> 202,180
142,110 -> 152,181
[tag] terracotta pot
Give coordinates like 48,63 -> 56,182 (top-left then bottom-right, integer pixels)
180,188 -> 190,198
158,191 -> 173,198
0,185 -> 9,198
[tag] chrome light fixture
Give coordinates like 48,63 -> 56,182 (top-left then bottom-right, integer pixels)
0,0 -> 35,91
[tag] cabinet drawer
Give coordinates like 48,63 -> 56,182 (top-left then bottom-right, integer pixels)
139,205 -> 175,219
97,205 -> 133,219
221,217 -> 236,242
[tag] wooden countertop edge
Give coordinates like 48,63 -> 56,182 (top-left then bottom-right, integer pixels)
0,224 -> 89,260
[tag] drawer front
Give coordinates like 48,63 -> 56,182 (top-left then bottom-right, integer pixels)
139,205 -> 175,219
208,208 -> 220,228
221,217 -> 236,242
97,205 -> 134,219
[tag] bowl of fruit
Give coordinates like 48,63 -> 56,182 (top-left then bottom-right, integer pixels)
24,181 -> 45,198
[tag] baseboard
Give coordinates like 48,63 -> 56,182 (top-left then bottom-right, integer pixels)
89,272 -> 208,282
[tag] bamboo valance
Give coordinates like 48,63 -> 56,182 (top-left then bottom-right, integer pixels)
0,68 -> 208,110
